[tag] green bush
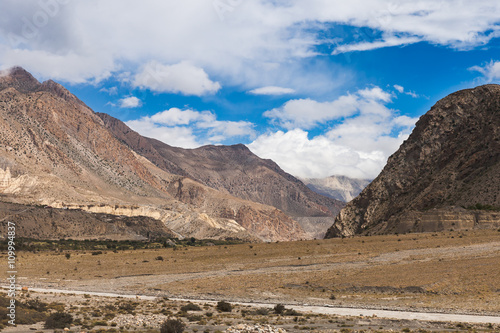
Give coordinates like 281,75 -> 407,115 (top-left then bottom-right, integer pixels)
45,312 -> 73,329
160,318 -> 186,333
216,301 -> 232,312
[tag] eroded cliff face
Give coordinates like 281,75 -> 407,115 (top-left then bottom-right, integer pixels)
326,85 -> 500,238
0,67 -> 307,242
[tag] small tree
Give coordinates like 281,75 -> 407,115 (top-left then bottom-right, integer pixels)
160,318 -> 186,333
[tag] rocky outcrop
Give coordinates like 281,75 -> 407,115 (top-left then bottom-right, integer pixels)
326,85 -> 500,237
300,175 -> 371,202
98,113 -> 344,239
0,201 -> 176,240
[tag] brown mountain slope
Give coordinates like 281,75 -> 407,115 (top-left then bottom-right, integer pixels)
97,113 -> 344,238
0,67 -> 306,242
326,84 -> 500,238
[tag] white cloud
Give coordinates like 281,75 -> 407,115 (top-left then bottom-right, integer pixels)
126,108 -> 255,148
0,46 -> 115,83
358,86 -> 392,102
263,86 -> 393,130
393,84 -> 419,98
470,60 -> 500,81
333,36 -> 421,54
149,108 -> 214,126
248,129 -> 389,180
0,1 -> 499,86
100,86 -> 118,95
133,61 -> 221,96
249,86 -> 296,95
250,86 -> 418,179
264,96 -> 358,129
394,84 -> 405,93
125,119 -> 201,148
118,96 -> 141,108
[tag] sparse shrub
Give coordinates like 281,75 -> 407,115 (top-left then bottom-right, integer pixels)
284,309 -> 301,316
180,303 -> 202,312
216,301 -> 232,312
23,298 -> 48,312
48,302 -> 65,312
45,312 -> 73,329
187,314 -> 203,322
274,304 -> 285,315
160,318 -> 186,333
254,308 -> 270,316
65,253 -> 71,259
16,308 -> 47,325
118,301 -> 137,313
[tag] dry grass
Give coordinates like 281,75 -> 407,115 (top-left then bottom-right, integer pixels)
4,229 -> 500,314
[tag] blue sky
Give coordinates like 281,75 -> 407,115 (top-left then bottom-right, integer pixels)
1,0 -> 500,179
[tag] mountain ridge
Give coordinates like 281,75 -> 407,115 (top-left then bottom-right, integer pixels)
97,112 -> 344,238
0,67 -> 309,242
325,84 -> 500,237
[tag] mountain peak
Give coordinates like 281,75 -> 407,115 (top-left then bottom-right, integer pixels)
0,66 -> 41,93
41,79 -> 76,102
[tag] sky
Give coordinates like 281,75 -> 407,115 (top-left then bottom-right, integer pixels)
0,0 -> 499,180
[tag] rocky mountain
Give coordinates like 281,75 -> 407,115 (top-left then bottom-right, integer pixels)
0,67 -> 308,242
97,113 -> 344,238
325,85 -> 500,238
300,175 -> 371,202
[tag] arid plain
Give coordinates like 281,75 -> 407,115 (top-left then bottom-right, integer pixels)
7,229 -> 500,315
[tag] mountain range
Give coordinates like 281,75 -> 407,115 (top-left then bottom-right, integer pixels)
2,67 -> 497,242
0,67 -> 343,242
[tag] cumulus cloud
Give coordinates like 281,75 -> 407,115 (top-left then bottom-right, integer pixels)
470,60 -> 500,82
263,86 -> 393,130
250,86 -> 418,179
0,47 -> 115,83
126,108 -> 255,148
0,1 -> 499,86
118,96 -> 141,108
133,61 -> 221,96
249,86 -> 296,95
